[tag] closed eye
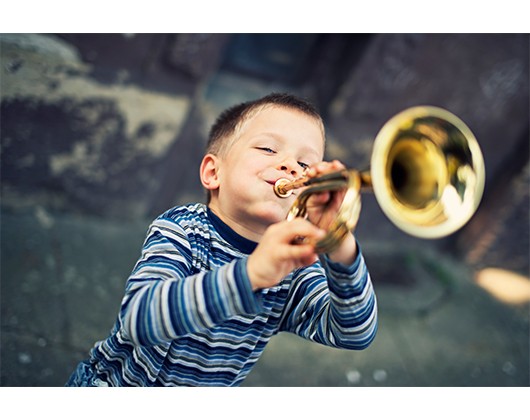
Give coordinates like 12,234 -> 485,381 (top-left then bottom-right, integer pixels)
256,147 -> 276,154
298,161 -> 309,170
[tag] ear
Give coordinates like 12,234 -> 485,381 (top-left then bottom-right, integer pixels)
200,154 -> 221,191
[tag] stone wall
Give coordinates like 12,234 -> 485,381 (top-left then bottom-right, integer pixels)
1,32 -> 528,387
1,33 -> 528,270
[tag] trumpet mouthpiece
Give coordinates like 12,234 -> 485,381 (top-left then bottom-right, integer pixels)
274,178 -> 294,198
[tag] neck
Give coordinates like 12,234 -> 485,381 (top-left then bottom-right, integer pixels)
207,201 -> 266,243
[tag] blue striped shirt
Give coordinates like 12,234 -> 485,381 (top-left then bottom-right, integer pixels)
77,203 -> 378,386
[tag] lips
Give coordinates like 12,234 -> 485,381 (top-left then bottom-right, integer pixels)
268,177 -> 294,185
266,178 -> 297,197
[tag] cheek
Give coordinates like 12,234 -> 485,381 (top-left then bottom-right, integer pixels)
242,155 -> 271,175
223,160 -> 260,190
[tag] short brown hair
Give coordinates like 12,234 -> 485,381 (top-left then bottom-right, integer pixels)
206,92 -> 325,157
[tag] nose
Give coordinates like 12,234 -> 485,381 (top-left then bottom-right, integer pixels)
279,157 -> 301,178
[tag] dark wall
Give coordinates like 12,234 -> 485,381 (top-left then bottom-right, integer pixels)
2,33 -> 528,273
1,33 -> 528,388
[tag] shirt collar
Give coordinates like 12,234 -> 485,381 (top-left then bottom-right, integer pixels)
207,207 -> 258,254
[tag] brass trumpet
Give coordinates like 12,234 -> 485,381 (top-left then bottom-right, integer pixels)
274,106 -> 486,253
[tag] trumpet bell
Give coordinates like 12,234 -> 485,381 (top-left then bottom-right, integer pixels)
370,106 -> 485,238
273,106 -> 486,253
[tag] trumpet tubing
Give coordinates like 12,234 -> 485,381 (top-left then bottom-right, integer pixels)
273,106 -> 485,252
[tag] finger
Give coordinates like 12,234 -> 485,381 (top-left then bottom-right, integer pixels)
329,189 -> 346,209
306,163 -> 331,178
273,218 -> 320,235
284,218 -> 326,241
307,191 -> 331,206
306,189 -> 345,213
297,253 -> 319,267
308,160 -> 345,177
307,163 -> 328,177
284,243 -> 319,264
331,159 -> 346,170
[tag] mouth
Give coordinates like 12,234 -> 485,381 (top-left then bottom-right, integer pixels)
266,179 -> 297,198
267,177 -> 296,185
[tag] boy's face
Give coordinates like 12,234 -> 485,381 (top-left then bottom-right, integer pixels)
208,106 -> 325,238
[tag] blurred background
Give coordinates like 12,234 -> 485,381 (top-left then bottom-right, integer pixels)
1,33 -> 528,387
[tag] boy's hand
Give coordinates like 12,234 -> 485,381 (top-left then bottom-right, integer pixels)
304,160 -> 359,265
247,218 -> 326,290
304,160 -> 347,232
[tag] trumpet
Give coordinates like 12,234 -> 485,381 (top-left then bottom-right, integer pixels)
274,106 -> 486,253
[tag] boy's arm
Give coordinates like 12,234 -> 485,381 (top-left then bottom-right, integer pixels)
279,244 -> 378,350
277,159 -> 377,349
118,217 -> 262,346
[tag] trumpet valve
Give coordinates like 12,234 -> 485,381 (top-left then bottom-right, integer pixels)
274,178 -> 294,198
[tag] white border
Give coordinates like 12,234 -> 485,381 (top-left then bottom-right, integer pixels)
1,1 -> 529,33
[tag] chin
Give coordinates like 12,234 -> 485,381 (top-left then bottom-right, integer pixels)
253,202 -> 289,225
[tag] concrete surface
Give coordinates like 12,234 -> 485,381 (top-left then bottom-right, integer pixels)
1,206 -> 528,387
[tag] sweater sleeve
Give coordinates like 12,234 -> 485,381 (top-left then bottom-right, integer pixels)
279,246 -> 378,350
118,217 -> 262,346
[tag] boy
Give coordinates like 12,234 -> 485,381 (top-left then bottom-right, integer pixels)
66,93 -> 378,386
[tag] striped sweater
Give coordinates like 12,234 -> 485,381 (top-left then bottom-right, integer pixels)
78,203 -> 378,386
